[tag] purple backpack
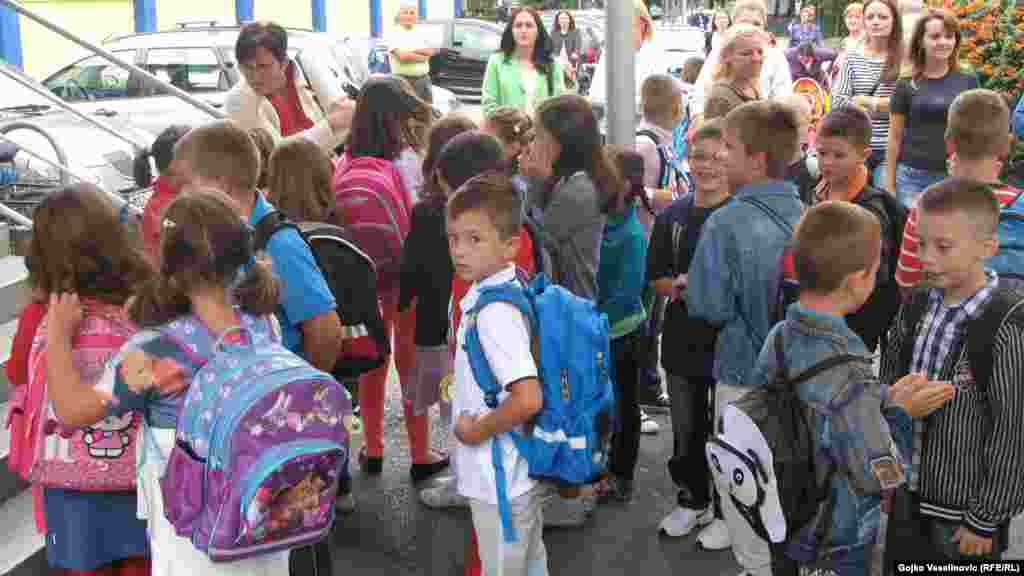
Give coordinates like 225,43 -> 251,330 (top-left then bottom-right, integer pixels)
156,314 -> 353,562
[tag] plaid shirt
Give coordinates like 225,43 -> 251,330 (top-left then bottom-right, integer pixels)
907,271 -> 998,490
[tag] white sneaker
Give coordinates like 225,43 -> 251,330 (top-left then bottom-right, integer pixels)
419,477 -> 469,509
658,505 -> 714,537
640,410 -> 660,435
696,518 -> 732,550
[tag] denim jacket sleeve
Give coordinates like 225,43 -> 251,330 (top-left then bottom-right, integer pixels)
685,212 -> 736,327
831,372 -> 904,496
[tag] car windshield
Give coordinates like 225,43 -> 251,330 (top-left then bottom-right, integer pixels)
0,64 -> 54,111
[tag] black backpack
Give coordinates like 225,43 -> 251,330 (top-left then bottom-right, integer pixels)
857,186 -> 909,285
706,327 -> 870,545
254,210 -> 390,379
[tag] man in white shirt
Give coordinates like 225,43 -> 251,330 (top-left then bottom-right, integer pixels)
689,0 -> 793,121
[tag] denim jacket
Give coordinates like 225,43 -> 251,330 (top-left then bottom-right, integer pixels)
686,181 -> 804,386
751,304 -> 912,556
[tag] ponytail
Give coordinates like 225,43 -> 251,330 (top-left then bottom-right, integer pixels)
128,274 -> 191,328
234,255 -> 280,317
133,148 -> 154,187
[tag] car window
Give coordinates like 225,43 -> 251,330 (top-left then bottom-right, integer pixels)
416,23 -> 448,47
452,24 -> 500,53
144,48 -> 227,95
43,50 -> 138,102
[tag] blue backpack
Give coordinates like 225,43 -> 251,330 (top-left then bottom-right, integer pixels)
987,187 -> 1024,284
463,273 -> 616,543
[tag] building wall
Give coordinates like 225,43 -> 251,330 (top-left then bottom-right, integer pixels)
20,0 -> 134,79
155,0 -> 235,32
326,0 -> 371,36
256,0 -> 312,30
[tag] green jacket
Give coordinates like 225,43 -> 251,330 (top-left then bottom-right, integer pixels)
481,52 -> 566,116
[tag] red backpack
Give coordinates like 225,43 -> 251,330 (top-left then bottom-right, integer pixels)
333,154 -> 412,294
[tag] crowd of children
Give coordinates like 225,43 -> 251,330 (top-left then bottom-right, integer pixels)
6,25 -> 1024,576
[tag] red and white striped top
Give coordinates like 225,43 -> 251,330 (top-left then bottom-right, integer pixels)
896,185 -> 1022,288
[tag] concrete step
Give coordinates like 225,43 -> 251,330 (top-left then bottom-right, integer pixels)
0,490 -> 45,576
0,256 -> 28,327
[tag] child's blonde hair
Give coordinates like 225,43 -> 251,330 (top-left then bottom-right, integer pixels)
946,89 -> 1011,162
248,127 -> 275,190
725,100 -> 800,179
641,74 -> 683,125
174,121 -> 261,193
266,139 -> 336,223
129,190 -> 279,327
484,106 -> 533,151
794,201 -> 881,294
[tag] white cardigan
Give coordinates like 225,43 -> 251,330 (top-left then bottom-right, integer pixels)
225,45 -> 348,151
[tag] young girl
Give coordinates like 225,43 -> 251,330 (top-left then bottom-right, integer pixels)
266,137 -> 338,225
45,190 -> 289,576
398,113 -> 477,436
886,9 -> 977,207
593,148 -> 649,503
480,106 -> 533,169
335,75 -> 447,482
27,184 -> 153,576
832,0 -> 904,188
134,125 -> 190,267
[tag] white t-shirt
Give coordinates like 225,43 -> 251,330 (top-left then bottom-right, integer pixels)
521,67 -> 539,113
452,265 -> 538,504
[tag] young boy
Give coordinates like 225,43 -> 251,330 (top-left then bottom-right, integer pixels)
636,74 -> 689,225
686,100 -> 804,566
448,172 -> 547,575
759,201 -> 930,576
896,89 -> 1021,289
815,105 -> 903,352
882,179 -> 1024,563
649,120 -> 731,537
780,95 -> 819,206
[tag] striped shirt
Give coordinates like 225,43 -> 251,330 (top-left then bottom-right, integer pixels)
896,185 -> 1021,288
832,52 -> 896,153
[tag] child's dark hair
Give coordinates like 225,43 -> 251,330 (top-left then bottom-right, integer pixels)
267,138 -> 335,223
794,200 -> 881,293
421,114 -> 479,205
608,146 -> 654,216
682,56 -> 705,84
536,94 -> 622,214
346,75 -> 440,160
129,190 -> 280,327
132,125 -> 190,187
819,105 -> 872,150
436,131 -> 507,192
29,183 -> 153,305
485,106 -> 533,151
249,127 -> 276,190
918,177 -> 1000,238
447,171 -> 523,240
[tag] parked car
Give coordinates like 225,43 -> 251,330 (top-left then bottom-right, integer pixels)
0,62 -> 151,223
40,24 -> 460,140
652,25 -> 707,78
400,18 -> 504,103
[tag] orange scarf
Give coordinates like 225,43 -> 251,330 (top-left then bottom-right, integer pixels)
815,164 -> 869,204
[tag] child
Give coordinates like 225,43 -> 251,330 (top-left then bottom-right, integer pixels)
248,126 -> 275,190
896,89 -> 1021,290
335,77 -> 447,481
815,105 -> 903,351
780,95 -> 819,206
45,190 -> 289,576
448,171 -> 547,576
637,74 -> 688,231
761,201 -> 940,576
28,184 -> 153,576
593,148 -> 650,503
881,179 -> 1024,563
650,120 -> 731,537
686,100 -> 804,564
265,137 -> 338,225
135,124 -> 190,266
481,106 -> 532,168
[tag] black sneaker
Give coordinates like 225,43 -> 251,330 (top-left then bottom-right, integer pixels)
640,391 -> 671,413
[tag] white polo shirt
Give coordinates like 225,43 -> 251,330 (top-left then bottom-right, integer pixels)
452,265 -> 538,504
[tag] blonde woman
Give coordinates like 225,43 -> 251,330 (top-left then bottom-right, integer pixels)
703,24 -> 765,121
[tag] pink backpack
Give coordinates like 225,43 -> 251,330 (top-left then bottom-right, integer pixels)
333,154 -> 412,294
27,301 -> 140,491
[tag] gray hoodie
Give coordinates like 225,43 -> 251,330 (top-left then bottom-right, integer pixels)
537,172 -> 605,300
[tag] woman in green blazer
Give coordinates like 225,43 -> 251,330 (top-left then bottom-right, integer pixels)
481,7 -> 566,116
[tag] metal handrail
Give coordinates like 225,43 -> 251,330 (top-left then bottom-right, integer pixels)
0,0 -> 225,121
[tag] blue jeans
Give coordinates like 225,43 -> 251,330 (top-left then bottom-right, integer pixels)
895,162 -> 947,208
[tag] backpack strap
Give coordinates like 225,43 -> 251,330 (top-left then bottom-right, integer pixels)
637,129 -> 669,188
462,280 -> 537,544
739,196 -> 795,236
253,210 -> 300,252
897,289 -> 931,376
966,285 -> 1024,397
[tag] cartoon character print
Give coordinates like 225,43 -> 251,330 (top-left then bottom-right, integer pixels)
82,413 -> 135,458
244,468 -> 335,544
119,350 -> 187,396
246,385 -> 341,438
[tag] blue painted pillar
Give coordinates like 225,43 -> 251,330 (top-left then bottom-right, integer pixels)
134,0 -> 157,32
312,0 -> 326,31
418,0 -> 427,19
236,0 -> 254,24
453,0 -> 463,17
370,0 -> 382,37
0,3 -> 23,70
